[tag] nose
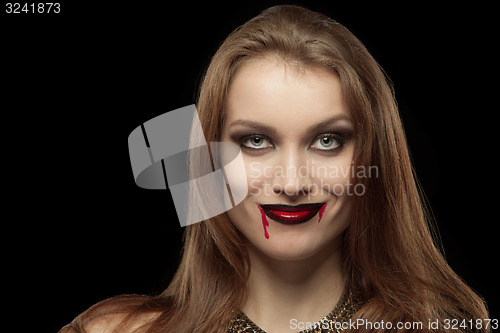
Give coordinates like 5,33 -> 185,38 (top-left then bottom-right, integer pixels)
271,147 -> 312,197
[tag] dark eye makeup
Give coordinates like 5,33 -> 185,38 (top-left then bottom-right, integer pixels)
238,134 -> 274,151
235,131 -> 350,154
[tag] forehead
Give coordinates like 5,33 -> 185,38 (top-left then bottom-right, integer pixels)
225,58 -> 348,127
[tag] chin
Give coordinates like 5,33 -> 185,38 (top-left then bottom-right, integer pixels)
259,240 -> 328,261
257,225 -> 344,261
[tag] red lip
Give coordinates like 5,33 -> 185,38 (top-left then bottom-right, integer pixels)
259,203 -> 326,225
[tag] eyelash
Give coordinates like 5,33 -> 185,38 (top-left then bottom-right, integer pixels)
238,133 -> 346,153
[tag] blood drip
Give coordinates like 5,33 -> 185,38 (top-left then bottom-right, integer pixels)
317,203 -> 327,223
258,206 -> 270,239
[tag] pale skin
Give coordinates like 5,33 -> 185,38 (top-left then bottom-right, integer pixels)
222,57 -> 355,333
78,58 -> 354,333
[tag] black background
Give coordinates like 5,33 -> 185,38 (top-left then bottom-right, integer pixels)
2,1 -> 498,332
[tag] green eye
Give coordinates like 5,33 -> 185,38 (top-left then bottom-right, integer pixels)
320,136 -> 334,147
250,137 -> 264,146
310,134 -> 344,151
241,135 -> 273,150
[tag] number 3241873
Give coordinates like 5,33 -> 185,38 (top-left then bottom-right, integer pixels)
5,3 -> 61,14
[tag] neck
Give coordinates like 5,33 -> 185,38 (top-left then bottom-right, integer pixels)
241,240 -> 345,333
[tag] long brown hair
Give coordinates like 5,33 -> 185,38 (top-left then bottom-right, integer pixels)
62,5 -> 489,333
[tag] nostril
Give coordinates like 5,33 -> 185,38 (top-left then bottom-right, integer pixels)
299,185 -> 310,195
272,184 -> 283,194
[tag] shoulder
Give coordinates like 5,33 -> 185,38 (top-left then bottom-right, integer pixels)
59,295 -> 172,333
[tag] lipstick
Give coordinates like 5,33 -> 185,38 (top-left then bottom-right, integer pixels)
259,203 -> 327,225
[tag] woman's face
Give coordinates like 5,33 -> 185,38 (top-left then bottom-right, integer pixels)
222,58 -> 354,261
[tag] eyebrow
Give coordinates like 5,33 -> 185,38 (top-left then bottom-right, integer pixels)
228,114 -> 352,134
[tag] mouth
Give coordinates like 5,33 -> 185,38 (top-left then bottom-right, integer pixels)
259,202 -> 326,225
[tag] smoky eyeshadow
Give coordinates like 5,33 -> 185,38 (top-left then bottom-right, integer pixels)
229,126 -> 354,148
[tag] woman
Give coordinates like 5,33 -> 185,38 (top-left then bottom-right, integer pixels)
61,5 -> 490,333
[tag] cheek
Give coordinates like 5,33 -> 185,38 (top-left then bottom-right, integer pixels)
220,144 -> 252,205
226,196 -> 262,240
226,160 -> 271,239
311,157 -> 354,196
245,160 -> 272,195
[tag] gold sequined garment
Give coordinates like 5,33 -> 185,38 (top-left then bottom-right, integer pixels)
228,290 -> 359,333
